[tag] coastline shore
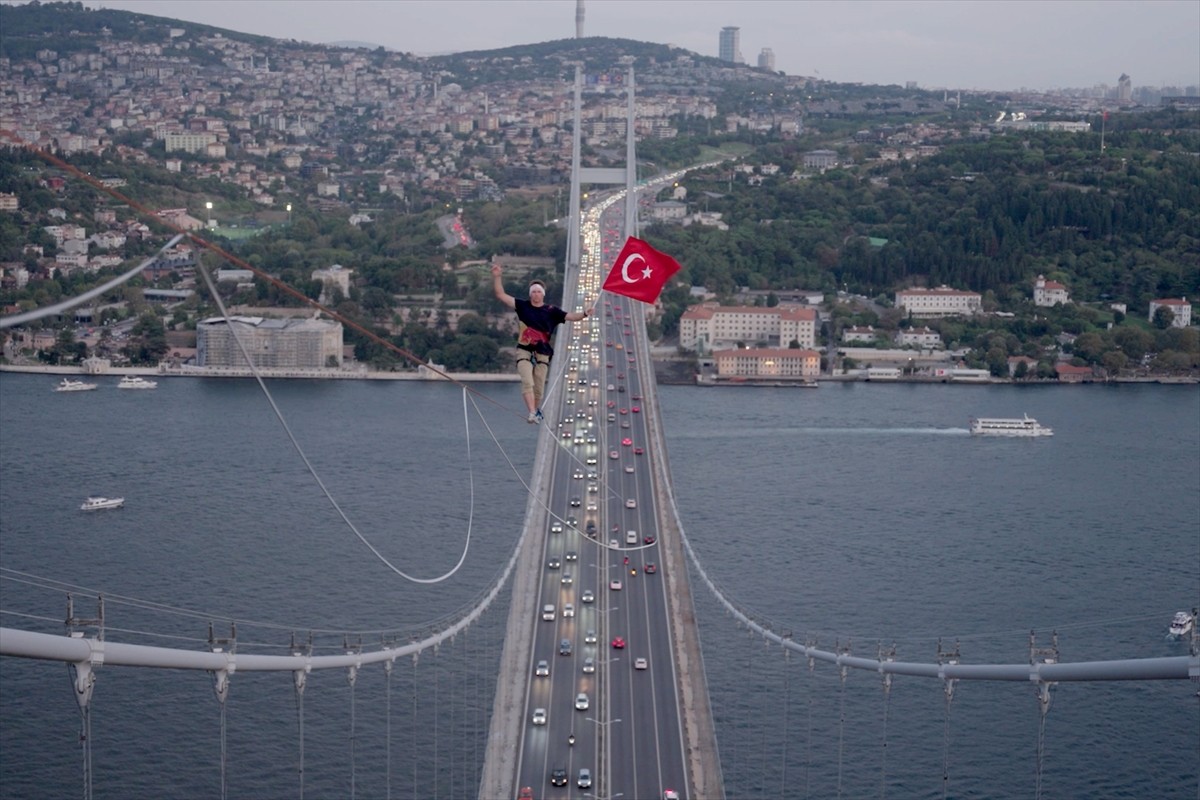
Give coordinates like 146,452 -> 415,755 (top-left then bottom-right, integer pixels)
2,363 -> 1194,385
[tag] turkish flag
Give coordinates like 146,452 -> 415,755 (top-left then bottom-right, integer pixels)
602,236 -> 682,305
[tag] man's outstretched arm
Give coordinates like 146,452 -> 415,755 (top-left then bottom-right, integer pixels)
491,264 -> 516,310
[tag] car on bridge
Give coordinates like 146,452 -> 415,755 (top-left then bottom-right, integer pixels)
621,437 -> 633,446
574,692 -> 589,710
559,638 -> 572,655
581,589 -> 595,603
547,557 -> 560,570
625,498 -> 637,509
550,521 -> 563,534
634,657 -> 648,670
634,447 -> 644,455
611,636 -> 626,649
518,787 -> 533,800
578,767 -> 592,789
609,450 -> 619,460
645,563 -> 658,574
535,660 -> 549,676
532,707 -> 547,725
609,579 -> 622,591
582,656 -> 595,674
550,768 -> 568,786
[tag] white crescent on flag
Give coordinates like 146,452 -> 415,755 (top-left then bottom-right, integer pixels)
620,253 -> 648,283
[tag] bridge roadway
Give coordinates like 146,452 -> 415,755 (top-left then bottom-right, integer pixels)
481,203 -> 722,800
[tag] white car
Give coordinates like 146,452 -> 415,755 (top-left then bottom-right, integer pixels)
625,498 -> 637,509
575,692 -> 589,711
582,656 -> 595,674
535,660 -> 549,677
532,708 -> 547,725
634,657 -> 648,670
610,579 -> 622,591
581,589 -> 595,603
563,603 -> 575,617
585,628 -> 597,644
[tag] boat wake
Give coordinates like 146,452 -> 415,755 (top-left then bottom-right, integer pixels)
673,426 -> 972,439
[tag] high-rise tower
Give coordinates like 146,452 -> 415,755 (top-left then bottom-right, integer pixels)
757,47 -> 775,71
576,0 -> 585,38
1118,73 -> 1132,102
719,26 -> 741,64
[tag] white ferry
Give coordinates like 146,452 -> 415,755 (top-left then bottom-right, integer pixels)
969,414 -> 1053,437
80,496 -> 124,511
54,378 -> 98,392
1168,611 -> 1195,638
117,375 -> 158,390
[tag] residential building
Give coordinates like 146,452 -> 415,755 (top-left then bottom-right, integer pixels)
312,264 -> 353,303
1148,298 -> 1192,328
842,325 -> 878,343
712,348 -> 820,379
679,302 -> 817,352
757,48 -> 775,71
896,286 -> 982,318
197,316 -> 343,368
895,326 -> 942,348
1034,275 -> 1070,306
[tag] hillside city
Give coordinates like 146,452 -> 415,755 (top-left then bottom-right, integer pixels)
0,2 -> 1197,383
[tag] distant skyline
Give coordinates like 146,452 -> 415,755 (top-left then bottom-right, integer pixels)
7,0 -> 1199,91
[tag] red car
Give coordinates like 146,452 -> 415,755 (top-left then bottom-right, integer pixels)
621,437 -> 633,447
645,563 -> 658,574
643,535 -> 656,545
611,636 -> 626,649
519,788 -> 534,800
634,447 -> 644,455
631,406 -> 641,413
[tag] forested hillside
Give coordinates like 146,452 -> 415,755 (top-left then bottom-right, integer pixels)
647,110 -> 1199,311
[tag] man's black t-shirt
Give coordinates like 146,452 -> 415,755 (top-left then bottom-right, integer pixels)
515,298 -> 567,357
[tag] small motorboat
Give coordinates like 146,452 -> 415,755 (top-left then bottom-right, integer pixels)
1167,611 -> 1195,639
80,496 -> 124,511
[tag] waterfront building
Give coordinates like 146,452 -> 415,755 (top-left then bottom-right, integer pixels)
712,347 -> 820,379
197,316 -> 343,368
896,286 -> 982,318
680,302 -> 817,352
1148,298 -> 1192,328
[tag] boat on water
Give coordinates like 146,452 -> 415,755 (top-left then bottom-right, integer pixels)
1168,611 -> 1195,638
80,496 -> 124,511
118,375 -> 158,390
54,378 -> 98,392
969,414 -> 1053,437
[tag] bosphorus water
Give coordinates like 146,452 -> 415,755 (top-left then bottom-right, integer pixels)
0,374 -> 1196,798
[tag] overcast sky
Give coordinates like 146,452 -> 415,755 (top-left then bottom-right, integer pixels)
31,0 -> 1200,90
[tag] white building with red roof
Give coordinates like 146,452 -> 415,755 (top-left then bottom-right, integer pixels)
895,286 -> 981,318
1148,298 -> 1192,328
1034,275 -> 1070,306
679,302 -> 816,352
